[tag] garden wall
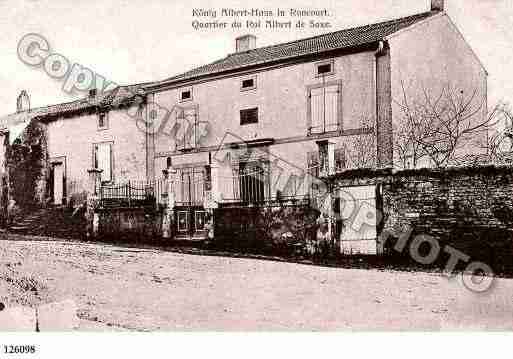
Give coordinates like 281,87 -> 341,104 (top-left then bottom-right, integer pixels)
213,203 -> 320,256
330,166 -> 513,272
97,207 -> 163,242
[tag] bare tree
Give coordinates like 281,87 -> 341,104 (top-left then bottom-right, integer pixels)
479,103 -> 513,161
345,115 -> 376,169
394,81 -> 496,168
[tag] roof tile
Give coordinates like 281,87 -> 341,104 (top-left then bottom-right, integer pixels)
152,11 -> 438,86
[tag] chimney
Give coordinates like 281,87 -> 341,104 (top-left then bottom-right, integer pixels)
89,88 -> 97,99
235,34 -> 256,53
16,90 -> 30,113
431,0 -> 444,11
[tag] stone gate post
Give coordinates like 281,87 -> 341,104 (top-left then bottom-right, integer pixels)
162,168 -> 177,239
86,168 -> 102,238
203,163 -> 220,240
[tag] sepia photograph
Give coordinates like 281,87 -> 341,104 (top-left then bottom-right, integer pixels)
0,0 -> 512,355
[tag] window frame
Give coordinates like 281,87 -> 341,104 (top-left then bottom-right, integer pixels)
240,107 -> 259,126
306,80 -> 343,136
179,86 -> 193,103
240,75 -> 257,92
334,147 -> 346,172
175,104 -> 200,151
237,160 -> 270,203
98,112 -> 109,130
315,59 -> 335,77
92,141 -> 114,184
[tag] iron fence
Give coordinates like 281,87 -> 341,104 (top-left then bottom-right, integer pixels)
99,179 -> 166,208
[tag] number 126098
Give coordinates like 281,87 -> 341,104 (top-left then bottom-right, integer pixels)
3,345 -> 37,354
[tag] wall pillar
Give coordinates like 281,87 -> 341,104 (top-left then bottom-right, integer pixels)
162,168 -> 176,239
86,168 -> 102,238
203,164 -> 220,240
313,184 -> 335,258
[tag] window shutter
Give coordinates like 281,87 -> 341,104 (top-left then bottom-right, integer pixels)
324,85 -> 339,131
308,83 -> 342,135
310,88 -> 324,134
96,143 -> 112,182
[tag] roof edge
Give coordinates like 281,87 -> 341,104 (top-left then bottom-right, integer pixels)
144,42 -> 381,93
146,11 -> 438,92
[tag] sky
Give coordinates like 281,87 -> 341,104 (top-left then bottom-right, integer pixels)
0,0 -> 512,114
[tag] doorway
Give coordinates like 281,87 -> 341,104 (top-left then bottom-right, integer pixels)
53,162 -> 64,205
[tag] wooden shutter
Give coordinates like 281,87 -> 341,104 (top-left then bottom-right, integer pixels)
310,88 -> 324,134
324,84 -> 339,131
96,143 -> 112,182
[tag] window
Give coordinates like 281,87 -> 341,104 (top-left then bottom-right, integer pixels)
98,112 -> 108,130
177,211 -> 188,232
179,87 -> 193,102
240,107 -> 258,125
308,143 -> 344,176
195,211 -> 206,231
237,161 -> 268,203
176,106 -> 200,150
241,76 -> 257,91
316,60 -> 335,76
319,143 -> 330,176
307,151 -> 320,178
93,142 -> 113,183
308,81 -> 342,134
334,147 -> 346,172
176,167 -> 206,204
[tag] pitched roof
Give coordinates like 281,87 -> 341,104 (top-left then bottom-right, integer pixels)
148,10 -> 439,88
0,83 -> 149,131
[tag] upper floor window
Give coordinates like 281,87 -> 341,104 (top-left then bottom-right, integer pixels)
316,59 -> 335,77
179,87 -> 193,102
307,81 -> 342,135
240,107 -> 258,125
241,76 -> 257,91
176,105 -> 200,150
98,112 -> 108,130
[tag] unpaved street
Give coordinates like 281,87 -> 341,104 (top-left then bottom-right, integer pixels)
1,238 -> 513,331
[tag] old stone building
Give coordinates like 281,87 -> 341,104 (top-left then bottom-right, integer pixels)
0,0 -> 490,251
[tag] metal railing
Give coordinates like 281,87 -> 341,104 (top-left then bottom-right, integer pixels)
99,179 -> 166,208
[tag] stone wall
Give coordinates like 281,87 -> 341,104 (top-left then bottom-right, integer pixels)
330,165 -> 513,271
97,207 -> 163,241
213,202 -> 320,256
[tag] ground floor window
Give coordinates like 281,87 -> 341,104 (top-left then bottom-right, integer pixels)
236,161 -> 269,203
175,166 -> 206,205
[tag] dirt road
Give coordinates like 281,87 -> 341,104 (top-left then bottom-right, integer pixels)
1,238 -> 512,331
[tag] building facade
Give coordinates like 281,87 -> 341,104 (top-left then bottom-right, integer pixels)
0,0 -> 489,248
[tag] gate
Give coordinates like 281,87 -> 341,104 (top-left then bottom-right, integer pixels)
174,167 -> 208,240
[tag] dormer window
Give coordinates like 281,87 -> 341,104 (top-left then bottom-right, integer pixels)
241,76 -> 257,91
179,87 -> 193,102
316,60 -> 335,77
98,112 -> 108,130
